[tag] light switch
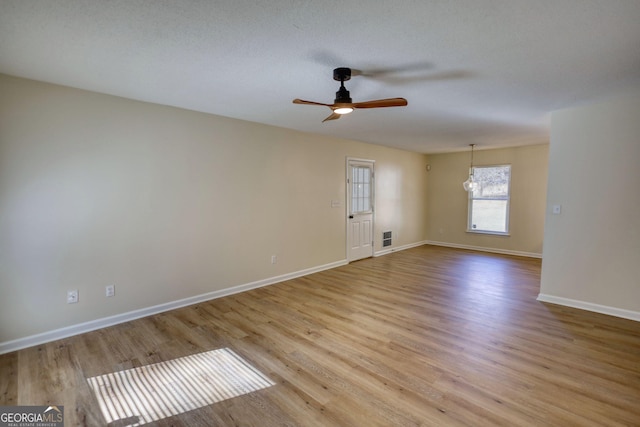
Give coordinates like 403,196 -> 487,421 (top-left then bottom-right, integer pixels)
552,204 -> 562,215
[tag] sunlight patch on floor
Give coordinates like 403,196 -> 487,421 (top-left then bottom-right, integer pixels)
87,348 -> 274,426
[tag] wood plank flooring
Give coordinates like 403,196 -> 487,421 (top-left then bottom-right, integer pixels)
1,245 -> 639,426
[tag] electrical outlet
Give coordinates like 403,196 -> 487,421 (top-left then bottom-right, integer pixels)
67,290 -> 78,304
106,285 -> 115,297
271,255 -> 277,264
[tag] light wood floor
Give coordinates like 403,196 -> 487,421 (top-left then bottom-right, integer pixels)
1,245 -> 639,426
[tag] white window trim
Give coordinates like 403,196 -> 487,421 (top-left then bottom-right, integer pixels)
466,164 -> 511,236
466,229 -> 511,236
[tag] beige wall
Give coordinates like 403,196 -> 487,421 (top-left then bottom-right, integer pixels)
0,74 -> 429,343
425,144 -> 549,256
540,93 -> 640,315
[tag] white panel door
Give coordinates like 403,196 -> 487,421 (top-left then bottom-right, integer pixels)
347,159 -> 374,262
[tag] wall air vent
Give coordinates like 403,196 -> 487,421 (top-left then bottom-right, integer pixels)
382,231 -> 392,247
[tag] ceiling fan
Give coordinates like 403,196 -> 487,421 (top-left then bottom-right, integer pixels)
293,67 -> 408,122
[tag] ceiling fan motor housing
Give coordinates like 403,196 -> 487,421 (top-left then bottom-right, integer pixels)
335,86 -> 352,103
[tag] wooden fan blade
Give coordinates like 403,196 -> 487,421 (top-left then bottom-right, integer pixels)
293,98 -> 332,107
322,112 -> 341,122
352,98 -> 408,109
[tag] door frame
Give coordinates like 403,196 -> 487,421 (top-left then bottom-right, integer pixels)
346,157 -> 375,262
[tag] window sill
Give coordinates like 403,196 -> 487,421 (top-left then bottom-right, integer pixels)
466,230 -> 510,237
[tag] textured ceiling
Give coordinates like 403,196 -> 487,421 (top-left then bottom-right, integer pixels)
1,1 -> 639,153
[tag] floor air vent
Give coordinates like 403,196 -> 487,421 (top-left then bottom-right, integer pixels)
382,231 -> 392,247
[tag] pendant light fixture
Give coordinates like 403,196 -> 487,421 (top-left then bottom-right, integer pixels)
463,144 -> 479,192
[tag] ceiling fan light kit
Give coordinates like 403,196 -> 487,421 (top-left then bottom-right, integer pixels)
293,67 -> 407,122
334,107 -> 354,115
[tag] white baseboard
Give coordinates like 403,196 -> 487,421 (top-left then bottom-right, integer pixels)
537,294 -> 640,322
374,240 -> 428,257
425,240 -> 542,259
0,259 -> 348,355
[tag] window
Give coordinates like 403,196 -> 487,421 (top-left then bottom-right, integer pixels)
351,165 -> 372,213
468,165 -> 511,234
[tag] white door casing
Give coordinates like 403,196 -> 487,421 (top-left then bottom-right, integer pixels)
347,158 -> 375,262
